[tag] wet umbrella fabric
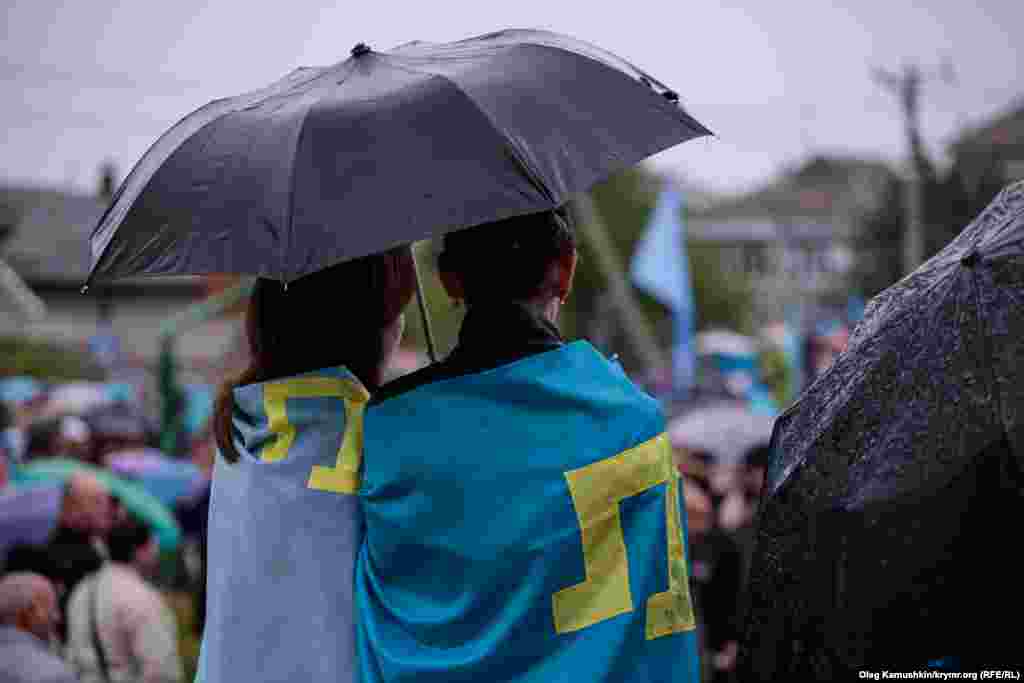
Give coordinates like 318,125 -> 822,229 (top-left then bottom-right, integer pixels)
86,28 -> 710,285
0,483 -> 63,557
667,400 -> 775,463
738,181 -> 1024,677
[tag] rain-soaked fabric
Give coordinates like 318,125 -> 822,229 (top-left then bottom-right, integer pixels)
356,341 -> 700,682
198,365 -> 367,683
739,181 -> 1024,677
87,28 -> 710,285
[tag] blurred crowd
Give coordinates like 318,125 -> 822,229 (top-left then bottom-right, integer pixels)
0,309 -> 852,683
1,376 -> 212,683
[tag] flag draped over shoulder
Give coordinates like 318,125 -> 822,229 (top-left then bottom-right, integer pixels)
356,342 -> 701,682
630,186 -> 696,396
198,366 -> 367,683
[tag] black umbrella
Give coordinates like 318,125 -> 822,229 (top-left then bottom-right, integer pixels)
738,181 -> 1024,677
86,28 -> 709,288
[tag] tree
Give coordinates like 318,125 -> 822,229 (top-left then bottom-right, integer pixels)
401,165 -> 754,373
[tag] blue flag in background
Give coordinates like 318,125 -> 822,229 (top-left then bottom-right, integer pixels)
630,186 -> 696,397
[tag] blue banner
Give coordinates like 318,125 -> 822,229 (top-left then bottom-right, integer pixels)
630,186 -> 696,397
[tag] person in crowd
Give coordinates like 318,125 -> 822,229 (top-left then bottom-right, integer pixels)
0,572 -> 78,683
1,444 -> 9,494
720,445 -> 772,586
174,464 -> 209,634
355,209 -> 701,681
54,417 -> 94,462
1,400 -> 21,471
684,471 -> 743,683
41,473 -> 114,638
196,248 -> 416,682
66,515 -> 181,683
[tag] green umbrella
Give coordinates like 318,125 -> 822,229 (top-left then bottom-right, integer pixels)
12,458 -> 181,553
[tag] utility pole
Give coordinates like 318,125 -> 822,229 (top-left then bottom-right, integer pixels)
872,61 -> 952,275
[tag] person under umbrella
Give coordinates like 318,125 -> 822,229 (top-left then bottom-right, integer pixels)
355,210 -> 700,681
82,28 -> 711,683
197,250 -> 417,683
739,181 -> 1024,676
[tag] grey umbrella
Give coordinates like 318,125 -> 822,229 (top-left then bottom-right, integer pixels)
668,400 -> 776,463
86,28 -> 710,288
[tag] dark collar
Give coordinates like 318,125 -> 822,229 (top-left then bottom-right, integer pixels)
373,302 -> 564,404
448,301 -> 563,365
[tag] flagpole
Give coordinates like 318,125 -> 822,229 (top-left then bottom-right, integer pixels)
571,194 -> 668,374
412,247 -> 438,364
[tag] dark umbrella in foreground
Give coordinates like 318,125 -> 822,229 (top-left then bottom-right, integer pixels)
738,181 -> 1024,677
86,28 -> 710,289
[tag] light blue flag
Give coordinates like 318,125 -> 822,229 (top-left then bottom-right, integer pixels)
198,365 -> 368,683
357,342 -> 701,682
630,186 -> 696,396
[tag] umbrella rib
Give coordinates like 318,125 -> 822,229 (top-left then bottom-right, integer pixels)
281,61 -> 360,284
87,66 -> 344,286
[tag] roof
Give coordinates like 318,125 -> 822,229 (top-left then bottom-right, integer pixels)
950,101 -> 1024,152
0,183 -> 200,289
687,156 -> 894,243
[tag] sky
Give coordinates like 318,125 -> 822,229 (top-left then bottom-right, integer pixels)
2,0 -> 1023,199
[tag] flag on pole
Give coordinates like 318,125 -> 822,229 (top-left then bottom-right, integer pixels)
630,185 -> 696,396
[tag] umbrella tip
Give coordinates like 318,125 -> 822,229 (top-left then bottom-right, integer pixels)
351,43 -> 372,58
662,90 -> 679,103
960,250 -> 980,268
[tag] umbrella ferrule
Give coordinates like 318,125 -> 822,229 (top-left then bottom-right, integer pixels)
351,43 -> 372,58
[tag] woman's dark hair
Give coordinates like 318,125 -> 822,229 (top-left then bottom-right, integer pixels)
108,515 -> 152,564
213,247 -> 416,462
438,208 -> 576,304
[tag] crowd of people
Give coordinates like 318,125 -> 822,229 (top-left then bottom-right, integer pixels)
3,210 -> 786,683
1,382 -> 212,683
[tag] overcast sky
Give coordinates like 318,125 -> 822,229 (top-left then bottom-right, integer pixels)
3,0 -> 1022,198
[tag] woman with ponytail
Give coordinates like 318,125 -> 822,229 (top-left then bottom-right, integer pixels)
197,247 -> 415,683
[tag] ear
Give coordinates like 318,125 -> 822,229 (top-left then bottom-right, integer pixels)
555,250 -> 578,302
438,269 -> 465,302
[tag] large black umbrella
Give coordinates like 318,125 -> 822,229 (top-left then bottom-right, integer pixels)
738,181 -> 1024,677
86,28 -> 709,287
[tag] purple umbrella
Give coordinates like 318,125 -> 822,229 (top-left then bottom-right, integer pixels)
107,449 -> 204,506
0,483 -> 63,555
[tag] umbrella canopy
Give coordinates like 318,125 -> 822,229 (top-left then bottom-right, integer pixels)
668,400 -> 775,463
83,401 -> 158,443
107,448 -> 204,506
86,28 -> 710,286
0,483 -> 63,557
12,458 -> 181,553
46,382 -> 112,415
739,182 -> 1024,676
696,330 -> 758,357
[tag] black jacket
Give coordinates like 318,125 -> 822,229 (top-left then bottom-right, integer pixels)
373,302 -> 564,405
